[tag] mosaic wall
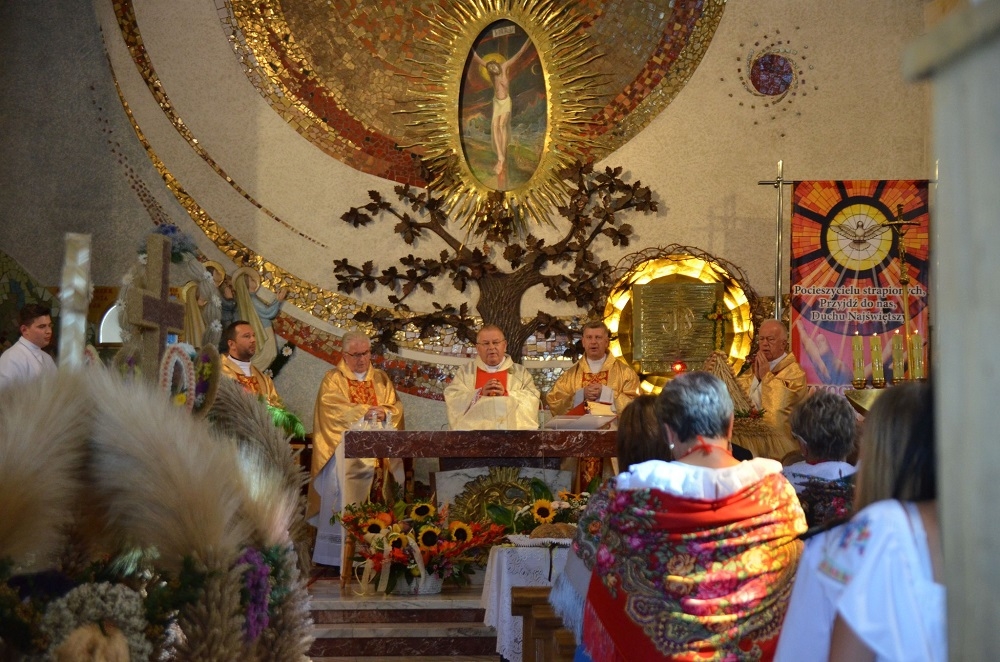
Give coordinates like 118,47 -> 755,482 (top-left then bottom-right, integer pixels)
216,0 -> 725,184
2,0 -> 930,420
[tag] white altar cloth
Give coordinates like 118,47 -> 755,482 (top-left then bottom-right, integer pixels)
480,542 -> 570,662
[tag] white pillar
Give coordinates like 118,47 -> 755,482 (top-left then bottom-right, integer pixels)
905,2 -> 1000,657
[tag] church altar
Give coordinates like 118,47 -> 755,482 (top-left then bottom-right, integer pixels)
342,429 -> 617,466
481,543 -> 571,662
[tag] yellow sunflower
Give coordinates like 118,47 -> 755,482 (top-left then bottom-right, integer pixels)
363,518 -> 387,535
449,521 -> 473,543
532,499 -> 555,524
418,525 -> 441,551
410,502 -> 436,520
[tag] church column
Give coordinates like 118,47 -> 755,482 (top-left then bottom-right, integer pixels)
905,2 -> 1000,657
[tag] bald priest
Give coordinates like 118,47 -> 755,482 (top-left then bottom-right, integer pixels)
444,324 -> 541,430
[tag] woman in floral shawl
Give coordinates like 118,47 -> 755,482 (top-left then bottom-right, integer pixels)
565,371 -> 806,662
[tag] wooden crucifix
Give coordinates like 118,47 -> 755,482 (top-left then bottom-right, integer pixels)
58,233 -> 92,369
126,234 -> 185,380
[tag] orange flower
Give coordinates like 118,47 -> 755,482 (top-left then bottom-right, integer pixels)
375,512 -> 394,526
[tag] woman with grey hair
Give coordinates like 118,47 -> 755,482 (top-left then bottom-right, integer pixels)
784,391 -> 857,527
560,371 -> 807,661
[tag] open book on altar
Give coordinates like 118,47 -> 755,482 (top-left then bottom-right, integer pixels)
544,401 -> 617,430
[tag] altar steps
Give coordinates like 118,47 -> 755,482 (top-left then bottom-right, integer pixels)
307,579 -> 500,660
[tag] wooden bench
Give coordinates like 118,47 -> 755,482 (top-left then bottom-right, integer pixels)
511,586 -> 575,662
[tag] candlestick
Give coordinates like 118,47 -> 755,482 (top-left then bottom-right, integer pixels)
909,331 -> 924,379
852,332 -> 866,388
58,233 -> 92,369
891,331 -> 905,383
870,334 -> 885,387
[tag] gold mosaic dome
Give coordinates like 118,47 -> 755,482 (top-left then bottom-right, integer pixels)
226,0 -> 726,186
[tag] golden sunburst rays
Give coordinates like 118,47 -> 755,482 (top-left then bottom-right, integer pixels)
400,0 -> 605,235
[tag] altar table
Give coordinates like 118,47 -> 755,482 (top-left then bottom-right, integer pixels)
481,542 -> 570,662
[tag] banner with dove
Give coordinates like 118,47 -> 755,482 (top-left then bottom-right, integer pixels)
789,180 -> 931,390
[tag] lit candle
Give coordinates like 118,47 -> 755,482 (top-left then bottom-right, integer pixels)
852,332 -> 865,383
892,330 -> 905,382
909,331 -> 924,379
870,334 -> 884,382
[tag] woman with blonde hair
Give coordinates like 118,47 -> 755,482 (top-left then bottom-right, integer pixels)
775,382 -> 943,661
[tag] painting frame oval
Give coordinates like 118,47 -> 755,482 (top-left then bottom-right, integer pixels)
403,2 -> 603,229
460,20 -> 545,192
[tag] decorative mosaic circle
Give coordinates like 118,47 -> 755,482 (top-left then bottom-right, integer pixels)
749,53 -> 793,96
730,27 -> 817,129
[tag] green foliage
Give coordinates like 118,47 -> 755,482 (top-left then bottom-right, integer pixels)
529,478 -> 553,501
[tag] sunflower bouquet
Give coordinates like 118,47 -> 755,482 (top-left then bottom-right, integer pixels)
335,499 -> 506,593
486,478 -> 591,536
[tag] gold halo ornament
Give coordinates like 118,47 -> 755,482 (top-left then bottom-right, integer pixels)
603,250 -> 754,394
402,0 -> 604,233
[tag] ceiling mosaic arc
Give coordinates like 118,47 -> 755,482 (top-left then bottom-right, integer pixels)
105,0 -> 726,360
220,0 -> 726,185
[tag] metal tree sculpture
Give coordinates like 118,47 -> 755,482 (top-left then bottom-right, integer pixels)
335,162 -> 658,361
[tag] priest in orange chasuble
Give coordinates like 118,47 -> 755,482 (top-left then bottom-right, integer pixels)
444,324 -> 541,430
309,330 -> 404,567
219,320 -> 283,408
547,321 -> 641,487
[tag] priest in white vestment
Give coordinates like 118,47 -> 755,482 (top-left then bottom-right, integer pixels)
444,324 -> 540,430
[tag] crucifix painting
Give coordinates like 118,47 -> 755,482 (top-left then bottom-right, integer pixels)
461,20 -> 545,191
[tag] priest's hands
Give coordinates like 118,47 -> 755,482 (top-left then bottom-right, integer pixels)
752,351 -> 771,381
482,378 -> 505,397
583,382 -> 603,401
365,406 -> 387,422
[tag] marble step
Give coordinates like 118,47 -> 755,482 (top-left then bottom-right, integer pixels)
308,580 -> 499,658
309,621 -> 498,657
312,657 -> 499,661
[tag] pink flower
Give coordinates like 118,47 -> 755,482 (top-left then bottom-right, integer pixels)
596,545 -> 617,574
695,572 -> 740,600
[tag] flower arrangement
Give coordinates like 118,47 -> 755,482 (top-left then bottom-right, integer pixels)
486,478 -> 590,535
336,499 -> 506,593
142,224 -> 199,263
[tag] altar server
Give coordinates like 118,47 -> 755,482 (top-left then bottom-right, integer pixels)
0,304 -> 57,390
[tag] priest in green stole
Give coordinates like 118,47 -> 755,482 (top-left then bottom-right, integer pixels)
309,330 -> 404,567
444,324 -> 541,430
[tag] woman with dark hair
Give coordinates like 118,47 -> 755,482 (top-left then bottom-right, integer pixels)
615,394 -> 668,469
775,381 -> 944,661
557,372 -> 806,661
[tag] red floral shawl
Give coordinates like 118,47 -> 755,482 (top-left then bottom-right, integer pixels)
577,468 -> 806,662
